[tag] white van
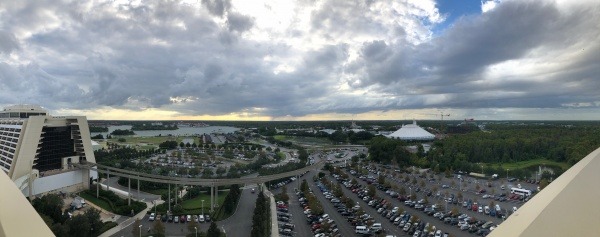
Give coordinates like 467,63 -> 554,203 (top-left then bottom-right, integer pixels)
371,223 -> 382,232
355,225 -> 370,234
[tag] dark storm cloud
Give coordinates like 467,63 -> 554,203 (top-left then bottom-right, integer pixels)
346,0 -> 600,113
201,0 -> 232,17
423,1 -> 560,82
0,31 -> 19,54
226,12 -> 254,32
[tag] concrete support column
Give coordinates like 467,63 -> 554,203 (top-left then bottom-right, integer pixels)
96,176 -> 99,198
210,184 -> 214,212
215,185 -> 218,208
128,177 -> 131,206
106,169 -> 110,191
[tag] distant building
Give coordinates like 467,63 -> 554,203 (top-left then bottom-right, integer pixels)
386,121 -> 435,141
0,105 -> 96,197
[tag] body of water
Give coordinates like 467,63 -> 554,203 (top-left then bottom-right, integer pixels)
92,125 -> 239,137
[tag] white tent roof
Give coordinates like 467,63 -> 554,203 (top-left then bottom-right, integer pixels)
387,121 -> 435,141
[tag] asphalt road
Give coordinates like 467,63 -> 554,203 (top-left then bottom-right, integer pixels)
220,185 -> 259,237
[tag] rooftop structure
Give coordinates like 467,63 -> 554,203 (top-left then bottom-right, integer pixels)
386,121 -> 435,141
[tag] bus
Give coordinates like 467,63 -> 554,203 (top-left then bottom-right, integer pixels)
510,187 -> 532,197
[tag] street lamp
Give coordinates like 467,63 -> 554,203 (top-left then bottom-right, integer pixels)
481,165 -> 484,174
506,169 -> 509,179
138,225 -> 142,237
195,227 -> 198,237
201,200 -> 205,216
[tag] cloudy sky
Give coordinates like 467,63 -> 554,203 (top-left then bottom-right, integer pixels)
1,0 -> 599,120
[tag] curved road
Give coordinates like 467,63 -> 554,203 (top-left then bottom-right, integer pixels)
220,185 -> 259,237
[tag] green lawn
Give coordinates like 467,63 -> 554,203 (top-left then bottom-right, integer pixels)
180,190 -> 229,214
494,159 -> 570,170
79,192 -> 113,212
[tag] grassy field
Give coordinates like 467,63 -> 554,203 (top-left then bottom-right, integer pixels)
79,192 -> 113,212
494,159 -> 570,170
180,190 -> 229,214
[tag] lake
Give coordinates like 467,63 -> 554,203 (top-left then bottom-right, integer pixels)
91,125 -> 239,137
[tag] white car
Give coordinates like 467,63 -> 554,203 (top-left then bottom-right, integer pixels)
148,213 -> 155,221
198,215 -> 205,222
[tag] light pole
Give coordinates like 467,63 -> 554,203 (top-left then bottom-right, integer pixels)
138,225 -> 142,237
481,165 -> 484,175
201,200 -> 205,216
195,227 -> 197,237
506,169 -> 509,179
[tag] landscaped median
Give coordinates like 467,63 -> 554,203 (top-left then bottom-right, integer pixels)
80,186 -> 147,216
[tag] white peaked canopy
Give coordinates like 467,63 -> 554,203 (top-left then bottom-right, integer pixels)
387,121 -> 435,141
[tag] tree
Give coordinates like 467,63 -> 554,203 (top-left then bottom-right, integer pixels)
180,142 -> 185,148
153,218 -> 166,237
188,220 -> 199,235
132,218 -> 141,237
51,223 -> 69,237
83,209 -> 103,236
539,178 -> 549,190
398,186 -> 406,196
68,214 -> 91,237
207,222 -> 221,237
377,175 -> 385,185
32,194 -> 65,224
216,167 -> 226,177
367,185 -> 376,197
202,168 -> 214,178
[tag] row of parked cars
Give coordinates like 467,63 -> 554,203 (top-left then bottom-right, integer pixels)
298,181 -> 341,237
275,200 -> 296,236
148,212 -> 211,223
343,168 -> 496,237
350,180 -> 446,237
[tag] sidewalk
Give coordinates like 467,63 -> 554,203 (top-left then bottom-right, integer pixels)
98,201 -> 155,237
263,185 -> 279,237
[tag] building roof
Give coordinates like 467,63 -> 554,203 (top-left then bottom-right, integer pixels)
387,121 -> 435,141
2,104 -> 47,113
489,147 -> 600,237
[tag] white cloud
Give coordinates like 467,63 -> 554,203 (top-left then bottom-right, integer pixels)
0,0 -> 599,120
481,0 -> 502,13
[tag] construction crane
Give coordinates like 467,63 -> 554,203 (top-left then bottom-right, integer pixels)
422,112 -> 450,133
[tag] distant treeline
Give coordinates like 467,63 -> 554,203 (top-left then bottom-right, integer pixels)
110,129 -> 135,136
370,124 -> 600,175
89,126 -> 108,132
131,124 -> 178,131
